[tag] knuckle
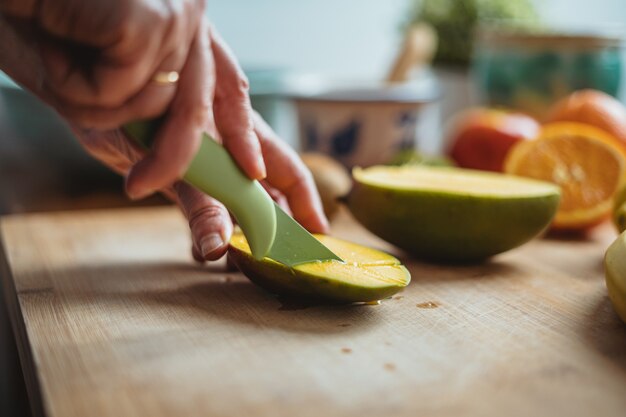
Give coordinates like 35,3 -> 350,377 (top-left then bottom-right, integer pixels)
135,101 -> 169,120
287,170 -> 313,195
113,6 -> 138,42
120,2 -> 165,44
194,0 -> 207,13
177,99 -> 211,126
134,92 -> 173,119
220,76 -> 250,102
237,74 -> 250,93
216,77 -> 251,109
96,91 -> 128,108
188,204 -> 227,229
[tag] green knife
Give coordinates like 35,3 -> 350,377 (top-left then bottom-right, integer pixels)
123,120 -> 342,267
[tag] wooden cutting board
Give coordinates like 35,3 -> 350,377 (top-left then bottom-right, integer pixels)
2,207 -> 626,417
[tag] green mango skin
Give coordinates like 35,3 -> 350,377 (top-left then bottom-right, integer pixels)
613,185 -> 626,233
347,181 -> 560,263
605,233 -> 626,324
614,203 -> 626,234
228,245 -> 410,304
606,275 -> 626,325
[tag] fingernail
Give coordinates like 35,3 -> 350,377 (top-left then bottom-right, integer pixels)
200,233 -> 224,258
125,174 -> 155,201
127,187 -> 154,201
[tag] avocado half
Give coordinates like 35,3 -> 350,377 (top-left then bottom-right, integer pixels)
228,234 -> 410,303
347,165 -> 560,263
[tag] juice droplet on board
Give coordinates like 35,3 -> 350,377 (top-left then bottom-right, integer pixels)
384,363 -> 396,371
416,301 -> 440,309
341,347 -> 352,354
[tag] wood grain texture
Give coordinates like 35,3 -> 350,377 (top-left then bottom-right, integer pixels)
1,207 -> 626,417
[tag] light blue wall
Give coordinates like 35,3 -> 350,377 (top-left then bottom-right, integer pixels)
207,0 -> 413,79
207,0 -> 626,81
539,0 -> 626,28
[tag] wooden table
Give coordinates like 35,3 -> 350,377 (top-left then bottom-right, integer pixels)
1,207 -> 626,417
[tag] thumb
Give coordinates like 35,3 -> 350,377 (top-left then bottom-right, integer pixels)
174,182 -> 233,262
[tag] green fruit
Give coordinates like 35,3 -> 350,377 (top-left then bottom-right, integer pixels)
347,165 -> 560,263
300,153 -> 351,220
613,184 -> 626,233
228,233 -> 410,303
604,231 -> 626,323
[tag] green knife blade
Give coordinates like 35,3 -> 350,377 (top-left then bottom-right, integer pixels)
123,120 -> 342,267
267,201 -> 341,266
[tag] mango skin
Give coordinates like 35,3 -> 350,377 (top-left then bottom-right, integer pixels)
605,232 -> 626,324
228,235 -> 410,303
613,184 -> 626,233
347,181 -> 560,263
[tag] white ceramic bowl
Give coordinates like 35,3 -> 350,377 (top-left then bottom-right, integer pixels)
292,81 -> 439,168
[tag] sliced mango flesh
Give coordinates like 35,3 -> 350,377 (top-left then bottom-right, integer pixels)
228,234 -> 410,303
355,165 -> 559,197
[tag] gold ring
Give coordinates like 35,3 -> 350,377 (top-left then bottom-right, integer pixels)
151,71 -> 180,85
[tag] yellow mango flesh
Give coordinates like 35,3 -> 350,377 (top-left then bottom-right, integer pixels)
229,234 -> 410,302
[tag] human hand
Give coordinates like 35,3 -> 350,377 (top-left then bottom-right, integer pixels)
0,0 -> 204,126
0,1 -> 266,197
73,111 -> 329,261
0,1 -> 328,260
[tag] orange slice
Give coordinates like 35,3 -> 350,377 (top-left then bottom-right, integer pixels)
504,122 -> 626,230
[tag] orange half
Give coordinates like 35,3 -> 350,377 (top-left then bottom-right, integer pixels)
504,122 -> 626,230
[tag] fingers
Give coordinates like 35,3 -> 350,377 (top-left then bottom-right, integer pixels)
0,0 -> 38,16
175,182 -> 233,261
2,0 -> 202,126
39,0 -> 202,108
39,2 -> 160,107
125,19 -> 213,199
210,28 -> 266,180
52,50 -> 185,128
253,112 -> 330,233
69,125 -> 230,264
52,78 -> 178,129
70,126 -> 144,175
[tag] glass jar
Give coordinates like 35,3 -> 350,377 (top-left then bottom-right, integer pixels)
472,28 -> 623,120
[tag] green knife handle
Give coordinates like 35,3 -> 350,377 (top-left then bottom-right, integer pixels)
123,120 -> 277,259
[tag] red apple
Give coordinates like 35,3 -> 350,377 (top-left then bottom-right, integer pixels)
447,108 -> 540,172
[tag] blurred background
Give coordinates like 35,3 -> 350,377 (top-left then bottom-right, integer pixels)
212,0 -> 625,81
1,0 -> 626,415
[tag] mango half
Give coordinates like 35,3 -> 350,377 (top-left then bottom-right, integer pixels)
347,166 -> 560,263
228,234 -> 410,303
605,231 -> 626,323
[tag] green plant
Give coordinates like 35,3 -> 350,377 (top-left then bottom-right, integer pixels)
409,0 -> 539,66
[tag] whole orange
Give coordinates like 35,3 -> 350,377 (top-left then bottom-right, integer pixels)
547,89 -> 626,147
